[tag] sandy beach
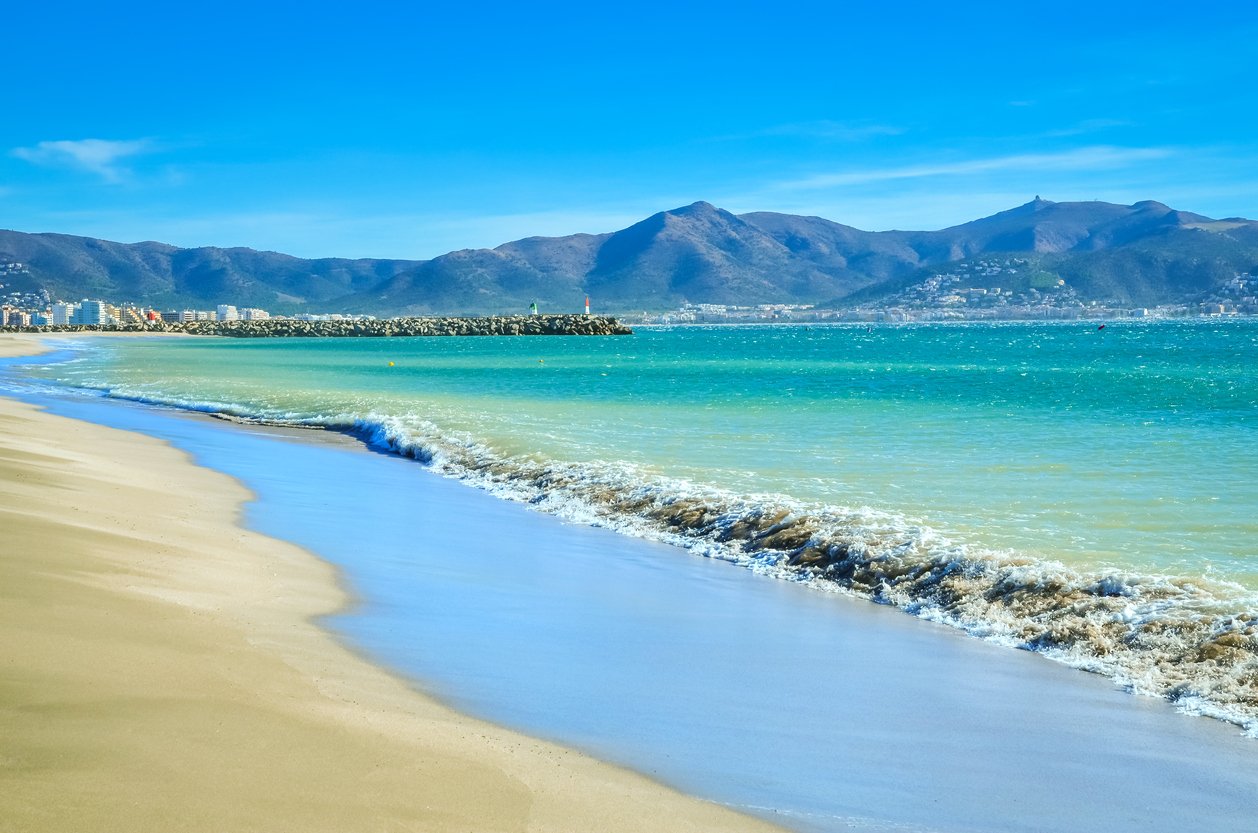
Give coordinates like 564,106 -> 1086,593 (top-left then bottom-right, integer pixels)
0,334 -> 782,833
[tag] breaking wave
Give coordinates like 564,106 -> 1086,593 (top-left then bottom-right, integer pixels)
37,379 -> 1258,736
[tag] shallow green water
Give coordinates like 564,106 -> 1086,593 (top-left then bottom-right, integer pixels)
22,320 -> 1258,728
34,321 -> 1258,588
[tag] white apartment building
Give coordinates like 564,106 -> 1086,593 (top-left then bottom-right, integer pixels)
51,302 -> 77,325
75,300 -> 109,325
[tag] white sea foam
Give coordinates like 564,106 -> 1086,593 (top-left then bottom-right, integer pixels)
23,374 -> 1258,737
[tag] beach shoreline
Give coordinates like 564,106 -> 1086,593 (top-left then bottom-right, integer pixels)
0,333 -> 784,833
7,331 -> 1258,833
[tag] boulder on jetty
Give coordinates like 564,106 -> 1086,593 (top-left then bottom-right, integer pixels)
5,314 -> 633,338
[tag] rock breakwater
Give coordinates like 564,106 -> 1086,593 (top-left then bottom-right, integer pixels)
4,314 -> 633,337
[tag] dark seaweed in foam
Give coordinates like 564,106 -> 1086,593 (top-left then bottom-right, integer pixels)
46,381 -> 1258,737
325,406 -> 1258,737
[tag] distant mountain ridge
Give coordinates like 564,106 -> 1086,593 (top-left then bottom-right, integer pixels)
2,198 -> 1256,314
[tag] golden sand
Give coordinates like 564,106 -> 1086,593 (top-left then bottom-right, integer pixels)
0,335 -> 782,833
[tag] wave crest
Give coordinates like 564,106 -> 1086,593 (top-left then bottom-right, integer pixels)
65,383 -> 1258,736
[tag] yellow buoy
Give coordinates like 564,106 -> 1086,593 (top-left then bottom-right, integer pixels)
388,361 -> 395,367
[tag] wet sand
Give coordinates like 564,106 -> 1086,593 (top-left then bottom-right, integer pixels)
0,334 -> 783,833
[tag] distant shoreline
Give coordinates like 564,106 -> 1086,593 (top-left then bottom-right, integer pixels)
0,313 -> 633,337
633,313 -> 1258,328
11,312 -> 1255,338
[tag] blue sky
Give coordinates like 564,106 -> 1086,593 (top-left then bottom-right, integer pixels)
3,1 -> 1256,259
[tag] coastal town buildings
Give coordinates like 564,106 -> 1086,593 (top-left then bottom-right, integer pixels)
1,306 -> 31,327
76,301 -> 110,325
51,303 -> 74,325
637,267 -> 1258,324
4,272 -> 1258,330
0,295 -> 278,329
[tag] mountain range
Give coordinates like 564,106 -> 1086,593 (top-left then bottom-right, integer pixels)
2,198 -> 1256,314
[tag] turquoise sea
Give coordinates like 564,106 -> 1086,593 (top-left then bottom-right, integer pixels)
20,320 -> 1258,732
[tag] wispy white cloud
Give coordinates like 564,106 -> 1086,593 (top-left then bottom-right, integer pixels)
11,138 -> 157,183
776,146 -> 1174,191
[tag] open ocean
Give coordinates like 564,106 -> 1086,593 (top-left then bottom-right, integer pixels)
18,320 -> 1258,735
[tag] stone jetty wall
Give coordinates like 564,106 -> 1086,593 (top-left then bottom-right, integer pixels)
3,314 -> 633,338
